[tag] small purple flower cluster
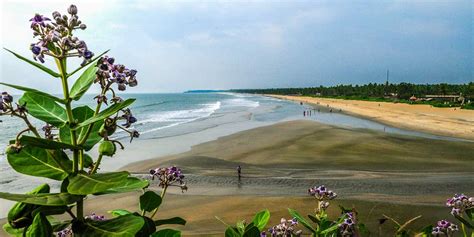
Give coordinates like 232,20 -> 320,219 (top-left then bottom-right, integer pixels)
95,56 -> 138,93
263,218 -> 302,237
85,212 -> 106,221
431,220 -> 458,236
30,5 -> 93,64
339,212 -> 356,236
120,108 -> 137,128
150,166 -> 187,192
446,193 -> 473,216
308,185 -> 337,201
56,227 -> 72,237
0,92 -> 13,112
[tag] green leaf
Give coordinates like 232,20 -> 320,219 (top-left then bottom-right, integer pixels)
93,177 -> 149,195
83,153 -> 94,168
67,50 -> 109,78
139,191 -> 162,212
224,227 -> 240,237
19,135 -> 78,150
60,106 -> 103,150
31,205 -> 68,217
243,226 -> 260,237
252,209 -> 270,231
135,216 -> 156,237
108,209 -> 132,217
7,146 -> 71,180
67,171 -> 130,195
19,92 -> 67,127
76,214 -> 144,237
0,192 -> 82,206
70,64 -> 98,100
288,208 -> 316,233
0,82 -> 64,103
25,213 -> 53,237
75,99 -> 136,129
151,229 -> 181,237
154,217 -> 186,226
4,48 -> 60,78
3,223 -> 24,237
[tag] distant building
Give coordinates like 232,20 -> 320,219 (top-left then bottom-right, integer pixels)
409,95 -> 417,102
423,94 -> 462,103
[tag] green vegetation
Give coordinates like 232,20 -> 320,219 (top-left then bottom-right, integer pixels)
231,82 -> 474,109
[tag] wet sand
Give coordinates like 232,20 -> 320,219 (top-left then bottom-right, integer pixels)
268,95 -> 474,140
2,120 -> 472,236
118,120 -> 473,235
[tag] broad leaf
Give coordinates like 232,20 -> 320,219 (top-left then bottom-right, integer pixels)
8,184 -> 50,228
139,191 -> 162,212
0,82 -> 63,103
76,214 -> 144,237
154,217 -> 186,226
135,216 -> 156,237
4,48 -> 60,78
25,213 -> 53,237
93,177 -> 149,195
19,92 -> 67,127
224,227 -> 240,237
60,106 -> 103,150
70,64 -> 98,100
288,208 -> 316,233
243,226 -> 260,237
67,50 -> 109,78
252,209 -> 270,231
75,99 -> 135,129
108,209 -> 132,217
152,229 -> 181,237
31,205 -> 68,216
7,146 -> 71,180
3,223 -> 24,237
0,192 -> 82,206
67,171 -> 130,195
20,135 -> 78,150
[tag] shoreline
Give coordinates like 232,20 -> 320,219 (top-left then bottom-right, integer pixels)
266,94 -> 474,141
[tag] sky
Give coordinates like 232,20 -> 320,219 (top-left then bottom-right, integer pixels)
0,0 -> 472,93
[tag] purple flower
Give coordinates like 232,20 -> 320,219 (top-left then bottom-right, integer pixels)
446,193 -> 473,216
30,14 -> 50,28
339,212 -> 356,236
95,56 -> 138,91
85,213 -> 106,221
308,185 -> 337,201
2,92 -> 13,103
150,166 -> 187,192
56,227 -> 72,237
432,220 -> 458,236
266,217 -> 302,237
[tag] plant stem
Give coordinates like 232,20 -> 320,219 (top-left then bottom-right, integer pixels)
90,154 -> 103,174
56,57 -> 84,220
150,186 -> 168,219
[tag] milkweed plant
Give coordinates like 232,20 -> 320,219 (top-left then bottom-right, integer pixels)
1,5 -> 186,237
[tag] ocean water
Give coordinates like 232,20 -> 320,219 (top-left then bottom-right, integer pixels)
0,92 -> 469,217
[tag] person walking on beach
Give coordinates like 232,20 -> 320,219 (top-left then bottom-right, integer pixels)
237,165 -> 242,180
303,111 -> 306,117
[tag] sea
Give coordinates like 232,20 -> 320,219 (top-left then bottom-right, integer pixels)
0,92 -> 466,217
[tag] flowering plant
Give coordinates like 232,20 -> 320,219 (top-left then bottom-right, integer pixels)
1,5 -> 184,237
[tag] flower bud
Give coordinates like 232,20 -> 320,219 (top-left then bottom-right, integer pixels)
52,11 -> 61,19
79,24 -> 87,30
1,92 -> 13,103
68,5 -> 78,15
99,141 -> 116,156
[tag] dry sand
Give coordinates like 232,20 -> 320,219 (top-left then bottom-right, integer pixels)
268,95 -> 474,140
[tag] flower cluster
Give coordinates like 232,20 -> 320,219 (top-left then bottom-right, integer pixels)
42,124 -> 54,139
120,108 -> 137,128
56,227 -> 72,237
150,166 -> 187,192
263,218 -> 302,237
30,5 -> 93,65
431,220 -> 458,236
339,212 -> 356,236
56,213 -> 106,237
95,56 -> 138,93
85,212 -> 106,221
446,193 -> 473,216
0,92 -> 13,112
308,185 -> 337,200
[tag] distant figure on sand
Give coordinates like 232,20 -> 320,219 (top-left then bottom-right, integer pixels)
303,111 -> 306,117
300,102 -> 303,105
237,165 -> 242,180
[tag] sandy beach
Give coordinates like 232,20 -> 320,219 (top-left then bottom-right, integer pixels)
83,120 -> 472,236
268,95 -> 474,140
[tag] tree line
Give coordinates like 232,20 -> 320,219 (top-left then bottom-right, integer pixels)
230,82 -> 474,100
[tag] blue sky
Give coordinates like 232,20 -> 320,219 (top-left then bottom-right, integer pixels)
0,0 -> 472,93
